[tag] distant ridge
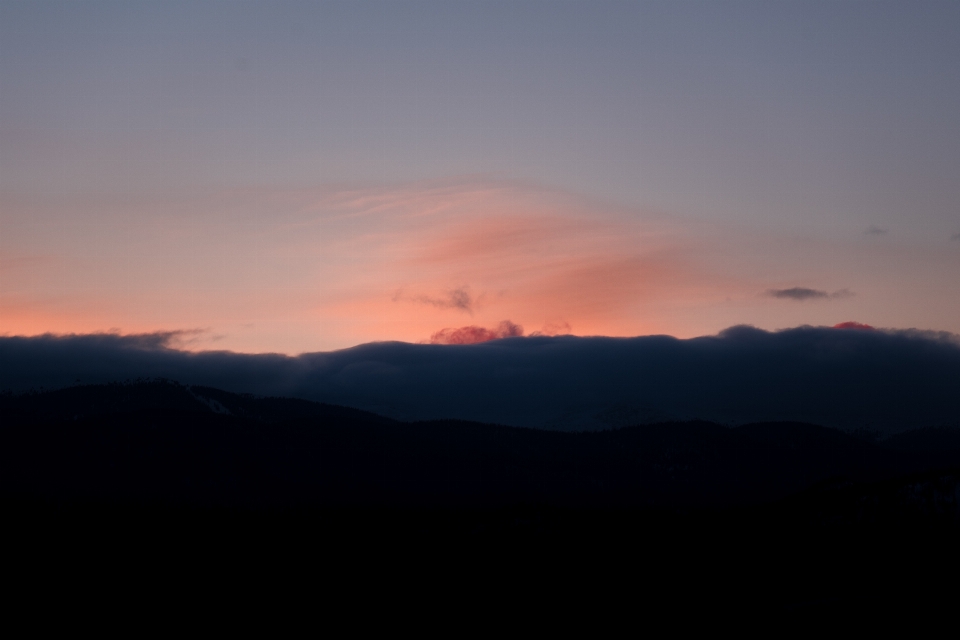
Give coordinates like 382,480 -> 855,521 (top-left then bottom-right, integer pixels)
2,381 -> 959,515
4,380 -> 959,617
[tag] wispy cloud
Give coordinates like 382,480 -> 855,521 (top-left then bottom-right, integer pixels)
311,178 -> 739,341
766,287 -> 854,301
865,226 -> 888,236
531,320 -> 572,337
401,287 -> 475,313
952,232 -> 960,242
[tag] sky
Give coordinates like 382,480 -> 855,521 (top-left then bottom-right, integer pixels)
2,0 -> 959,354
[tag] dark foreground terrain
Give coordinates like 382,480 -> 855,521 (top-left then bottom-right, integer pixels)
3,380 -> 959,619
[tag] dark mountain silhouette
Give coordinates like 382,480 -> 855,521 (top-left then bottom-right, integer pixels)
3,380 -> 959,617
3,379 -> 958,511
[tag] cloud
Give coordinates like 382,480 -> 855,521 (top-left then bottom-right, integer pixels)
766,287 -> 829,301
531,321 -> 572,337
3,326 -> 959,433
9,330 -> 192,351
952,232 -> 960,242
429,321 -> 523,345
833,322 -> 874,330
866,226 -> 889,236
765,288 -> 854,301
407,287 -> 474,313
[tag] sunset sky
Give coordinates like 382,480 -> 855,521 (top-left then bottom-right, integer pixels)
2,1 -> 960,354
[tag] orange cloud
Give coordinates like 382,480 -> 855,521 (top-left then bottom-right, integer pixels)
833,322 -> 874,330
428,321 -> 524,345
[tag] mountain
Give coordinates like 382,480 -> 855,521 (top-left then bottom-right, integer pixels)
2,379 -> 958,513
3,379 -> 959,617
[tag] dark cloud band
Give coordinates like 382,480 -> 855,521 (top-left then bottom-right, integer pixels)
2,326 -> 959,433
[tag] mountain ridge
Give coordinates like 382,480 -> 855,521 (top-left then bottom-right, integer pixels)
2,380 -> 958,514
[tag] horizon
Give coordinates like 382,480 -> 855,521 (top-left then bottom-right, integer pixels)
0,318 -> 898,356
5,323 -> 959,432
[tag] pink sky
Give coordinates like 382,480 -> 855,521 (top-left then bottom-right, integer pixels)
3,177 -> 959,354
